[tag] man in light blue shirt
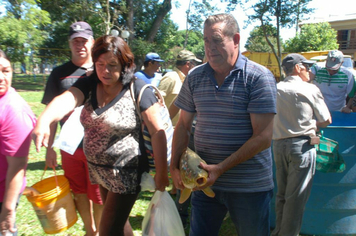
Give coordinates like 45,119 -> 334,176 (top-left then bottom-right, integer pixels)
135,52 -> 164,87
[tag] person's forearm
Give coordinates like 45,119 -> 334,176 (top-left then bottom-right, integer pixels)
37,92 -> 76,127
48,122 -> 58,148
218,133 -> 272,174
169,103 -> 180,120
346,97 -> 354,109
317,117 -> 332,128
33,90 -> 80,151
170,120 -> 191,171
151,130 -> 168,174
2,158 -> 27,211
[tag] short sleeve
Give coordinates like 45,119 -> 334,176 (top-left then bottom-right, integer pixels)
247,66 -> 277,114
174,73 -> 196,113
132,79 -> 158,112
72,75 -> 96,102
1,102 -> 36,157
313,88 -> 331,122
42,71 -> 60,105
347,72 -> 356,98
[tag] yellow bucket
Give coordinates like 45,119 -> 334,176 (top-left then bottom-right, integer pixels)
26,169 -> 78,234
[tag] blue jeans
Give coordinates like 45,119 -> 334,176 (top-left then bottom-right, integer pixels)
174,189 -> 191,227
189,189 -> 273,236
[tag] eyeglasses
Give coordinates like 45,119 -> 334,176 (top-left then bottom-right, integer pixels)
299,63 -> 310,71
189,61 -> 197,68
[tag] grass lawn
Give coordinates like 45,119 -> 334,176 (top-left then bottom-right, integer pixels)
12,74 -> 237,236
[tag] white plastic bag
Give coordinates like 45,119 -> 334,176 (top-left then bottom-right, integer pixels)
52,106 -> 84,155
141,173 -> 185,236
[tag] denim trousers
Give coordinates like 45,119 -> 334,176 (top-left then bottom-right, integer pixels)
271,138 -> 316,236
189,188 -> 273,236
174,189 -> 191,227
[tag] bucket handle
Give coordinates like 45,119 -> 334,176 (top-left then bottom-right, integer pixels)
41,166 -> 60,195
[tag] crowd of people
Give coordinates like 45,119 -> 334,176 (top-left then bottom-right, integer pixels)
1,12 -> 355,236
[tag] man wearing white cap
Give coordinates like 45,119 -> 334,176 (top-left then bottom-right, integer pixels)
310,50 -> 356,112
134,52 -> 164,87
41,21 -> 102,236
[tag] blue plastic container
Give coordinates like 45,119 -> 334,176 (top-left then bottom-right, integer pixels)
270,111 -> 356,235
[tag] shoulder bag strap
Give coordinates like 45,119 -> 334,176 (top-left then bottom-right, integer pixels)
129,80 -> 143,121
130,80 -> 166,118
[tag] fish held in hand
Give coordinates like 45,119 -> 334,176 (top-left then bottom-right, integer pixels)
179,148 -> 215,204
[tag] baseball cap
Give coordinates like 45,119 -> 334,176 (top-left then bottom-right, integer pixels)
145,52 -> 164,62
69,21 -> 93,40
326,50 -> 344,70
177,50 -> 202,63
282,53 -> 315,70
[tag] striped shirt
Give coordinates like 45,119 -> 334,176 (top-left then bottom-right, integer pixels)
175,53 -> 277,193
311,65 -> 356,111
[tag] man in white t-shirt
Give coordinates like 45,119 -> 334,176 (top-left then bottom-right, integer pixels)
310,50 -> 356,113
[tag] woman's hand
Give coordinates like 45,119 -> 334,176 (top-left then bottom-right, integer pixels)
45,148 -> 58,168
0,208 -> 16,234
154,170 -> 169,192
170,166 -> 184,191
32,122 -> 51,152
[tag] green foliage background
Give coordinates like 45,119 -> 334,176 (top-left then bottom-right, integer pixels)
284,22 -> 339,52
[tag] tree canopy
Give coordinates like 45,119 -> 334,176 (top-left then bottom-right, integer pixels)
284,22 -> 338,52
245,25 -> 281,52
1,0 -> 209,71
233,0 -> 314,79
0,0 -> 51,63
0,0 -> 320,73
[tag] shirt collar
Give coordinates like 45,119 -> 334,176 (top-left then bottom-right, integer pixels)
234,52 -> 247,71
174,67 -> 186,83
205,51 -> 246,75
284,75 -> 303,82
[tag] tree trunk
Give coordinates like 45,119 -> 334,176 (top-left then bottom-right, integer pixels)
126,0 -> 134,41
21,62 -> 26,74
295,0 -> 300,35
275,0 -> 283,81
184,0 -> 193,49
146,0 -> 172,42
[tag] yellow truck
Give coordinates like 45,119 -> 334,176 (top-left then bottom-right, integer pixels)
242,50 -> 331,80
